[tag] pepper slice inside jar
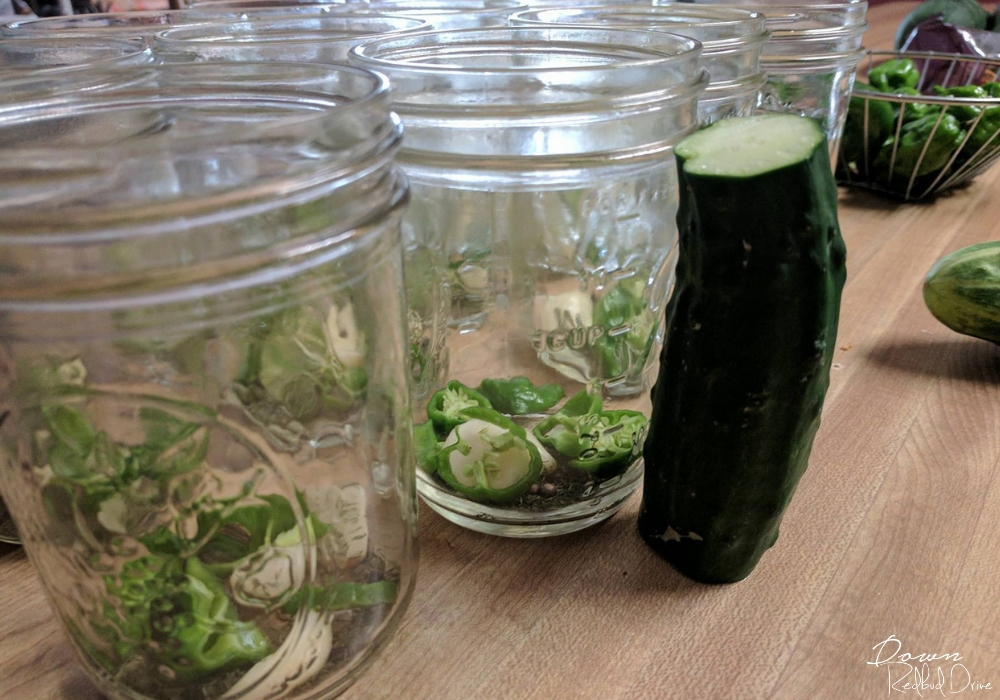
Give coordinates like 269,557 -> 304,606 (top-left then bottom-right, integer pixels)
427,380 -> 493,433
437,407 -> 541,504
534,408 -> 647,479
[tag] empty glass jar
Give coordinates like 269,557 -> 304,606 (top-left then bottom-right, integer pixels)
153,15 -> 428,63
0,63 -> 416,700
352,27 -> 706,537
683,0 -> 868,160
0,36 -> 155,103
510,3 -> 769,123
352,0 -> 525,29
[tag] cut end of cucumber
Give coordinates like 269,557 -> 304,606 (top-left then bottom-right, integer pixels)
676,115 -> 826,178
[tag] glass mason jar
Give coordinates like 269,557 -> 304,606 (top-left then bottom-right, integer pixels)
681,0 -> 868,162
183,3 -> 392,21
151,14 -> 444,408
352,28 -> 706,537
509,3 -> 769,123
153,15 -> 428,63
0,35 -> 154,71
349,1 -> 525,29
0,36 -> 155,103
0,63 -> 416,700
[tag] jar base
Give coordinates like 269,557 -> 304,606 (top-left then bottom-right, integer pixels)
417,462 -> 642,538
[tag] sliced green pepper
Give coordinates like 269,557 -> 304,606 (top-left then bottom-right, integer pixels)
558,389 -> 603,417
534,409 -> 647,479
426,380 -> 492,433
437,407 -> 541,504
874,112 -> 966,179
476,376 -> 564,415
593,283 -> 655,379
413,420 -> 440,474
143,557 -> 271,683
868,58 -> 921,92
281,580 -> 397,614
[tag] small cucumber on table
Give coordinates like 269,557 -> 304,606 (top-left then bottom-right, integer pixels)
639,114 -> 847,584
923,241 -> 1000,345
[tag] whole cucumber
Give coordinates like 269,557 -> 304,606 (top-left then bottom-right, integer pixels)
924,241 -> 1000,344
638,115 -> 848,584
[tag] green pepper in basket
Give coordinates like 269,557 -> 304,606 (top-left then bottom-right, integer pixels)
964,104 -> 1000,155
982,82 -> 1000,98
868,58 -> 921,92
426,380 -> 492,433
437,407 -> 542,504
476,376 -> 564,415
933,85 -> 987,122
895,87 -> 939,122
840,95 -> 896,169
875,112 -> 966,179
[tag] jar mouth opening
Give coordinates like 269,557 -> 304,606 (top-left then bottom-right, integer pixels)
0,65 -> 391,155
0,63 -> 398,237
0,63 -> 406,303
0,36 -> 153,75
368,0 -> 521,9
156,15 -> 429,46
509,5 -> 767,38
351,27 -> 701,77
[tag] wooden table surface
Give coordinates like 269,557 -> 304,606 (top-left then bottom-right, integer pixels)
3,3 -> 1000,699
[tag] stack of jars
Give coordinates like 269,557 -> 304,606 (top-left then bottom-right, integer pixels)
0,2 -> 863,698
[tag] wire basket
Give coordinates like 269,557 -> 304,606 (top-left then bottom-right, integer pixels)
836,50 -> 1000,201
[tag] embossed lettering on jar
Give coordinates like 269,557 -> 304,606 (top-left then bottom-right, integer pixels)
351,28 -> 707,537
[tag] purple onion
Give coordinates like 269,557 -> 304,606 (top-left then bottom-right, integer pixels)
900,17 -> 1000,89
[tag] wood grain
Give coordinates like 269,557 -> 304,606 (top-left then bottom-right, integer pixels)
3,4 -> 999,700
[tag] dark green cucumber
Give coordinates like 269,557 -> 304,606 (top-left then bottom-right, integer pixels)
923,241 -> 1000,345
638,115 -> 847,584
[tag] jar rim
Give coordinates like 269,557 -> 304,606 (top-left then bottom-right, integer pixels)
359,0 -> 523,15
0,35 -> 153,76
0,61 -> 400,227
350,26 -> 701,77
0,62 -> 403,297
0,62 -> 393,161
155,14 -> 429,47
765,21 -> 868,43
510,5 -> 767,35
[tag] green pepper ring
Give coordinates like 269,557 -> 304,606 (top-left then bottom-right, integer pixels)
436,407 -> 541,505
535,408 -> 647,480
426,380 -> 493,434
